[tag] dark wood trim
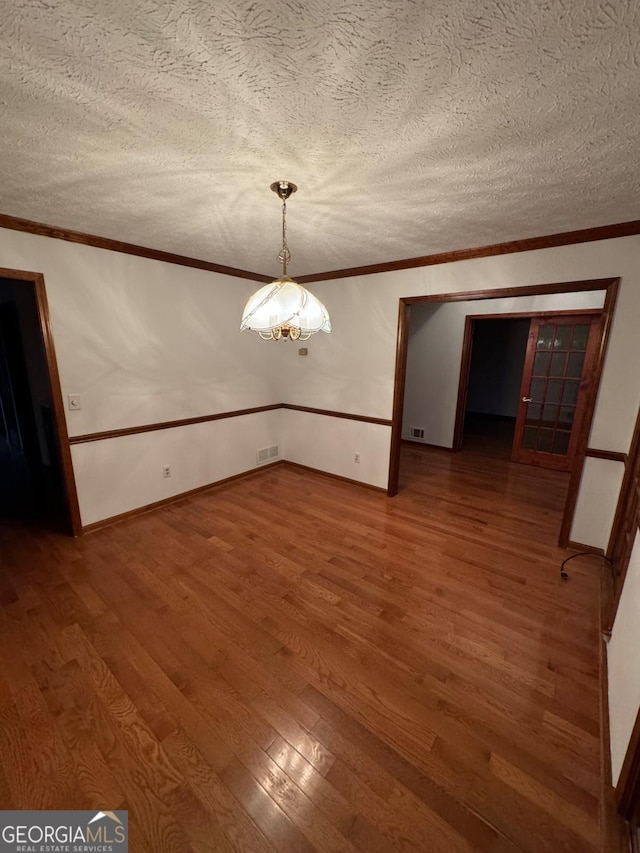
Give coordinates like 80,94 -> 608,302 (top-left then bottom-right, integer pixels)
387,301 -> 411,496
559,279 -> 620,547
296,221 -> 640,284
70,403 -> 391,445
69,404 -> 283,444
388,277 -> 620,552
586,448 -> 628,464
83,459 -> 384,533
4,210 -> 637,288
0,266 -> 82,536
617,708 -> 640,820
401,439 -> 454,451
453,316 -> 476,452
607,403 -> 640,626
566,540 -> 606,557
283,460 -> 386,493
0,213 -> 270,283
512,314 -> 602,473
405,278 -> 613,306
454,309 -> 603,453
280,403 -> 392,426
82,460 -> 285,533
465,308 -> 604,322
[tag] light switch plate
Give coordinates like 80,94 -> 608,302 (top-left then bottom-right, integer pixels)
68,394 -> 81,410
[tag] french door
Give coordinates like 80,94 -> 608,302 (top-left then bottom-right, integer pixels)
512,314 -> 602,471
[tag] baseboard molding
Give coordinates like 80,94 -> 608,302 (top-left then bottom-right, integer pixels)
283,460 -> 387,493
82,460 -> 285,533
401,439 -> 454,452
566,540 -> 606,557
81,458 -> 384,533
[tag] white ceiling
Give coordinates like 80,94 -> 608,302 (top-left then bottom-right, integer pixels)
1,0 -> 639,277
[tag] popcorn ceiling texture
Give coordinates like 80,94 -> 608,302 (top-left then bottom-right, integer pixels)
0,0 -> 639,276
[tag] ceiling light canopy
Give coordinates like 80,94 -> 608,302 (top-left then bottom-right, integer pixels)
240,181 -> 331,341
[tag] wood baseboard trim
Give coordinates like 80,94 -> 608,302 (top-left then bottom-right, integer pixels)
566,541 -> 606,557
82,460 -> 285,533
401,439 -> 454,451
0,213 -> 270,282
81,458 -> 385,534
280,460 -> 387,493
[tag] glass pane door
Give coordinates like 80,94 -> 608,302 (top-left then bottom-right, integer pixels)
521,321 -> 589,456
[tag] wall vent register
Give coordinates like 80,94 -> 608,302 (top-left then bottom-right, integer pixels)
257,445 -> 279,464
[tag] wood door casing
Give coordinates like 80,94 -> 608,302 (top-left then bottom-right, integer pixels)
512,314 -> 602,472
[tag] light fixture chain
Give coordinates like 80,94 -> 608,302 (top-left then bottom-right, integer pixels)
278,196 -> 291,275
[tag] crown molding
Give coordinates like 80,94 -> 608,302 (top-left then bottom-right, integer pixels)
296,219 -> 640,283
2,212 -> 640,285
0,213 -> 271,283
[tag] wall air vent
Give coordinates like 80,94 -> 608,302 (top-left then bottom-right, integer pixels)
257,445 -> 279,465
410,427 -> 425,440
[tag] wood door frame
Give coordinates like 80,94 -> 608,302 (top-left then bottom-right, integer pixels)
387,277 -> 620,549
452,308 -> 603,453
511,313 -> 602,471
617,707 -> 640,849
0,266 -> 82,535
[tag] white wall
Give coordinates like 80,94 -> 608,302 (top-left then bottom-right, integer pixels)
72,409 -> 283,526
3,227 -> 640,548
402,290 -> 605,447
282,408 -> 391,489
285,237 -> 640,552
608,530 -> 640,785
0,227 -> 282,525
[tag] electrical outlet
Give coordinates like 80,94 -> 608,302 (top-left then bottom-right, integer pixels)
67,394 -> 81,411
354,452 -> 360,463
163,465 -> 171,478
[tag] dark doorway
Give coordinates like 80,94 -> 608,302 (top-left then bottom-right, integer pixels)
462,317 -> 530,458
0,276 -> 70,531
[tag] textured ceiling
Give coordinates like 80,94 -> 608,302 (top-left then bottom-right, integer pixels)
1,0 -> 639,277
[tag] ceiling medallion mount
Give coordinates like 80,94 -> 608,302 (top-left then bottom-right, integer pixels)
240,181 -> 331,342
270,180 -> 297,201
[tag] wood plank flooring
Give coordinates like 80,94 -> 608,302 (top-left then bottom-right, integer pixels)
0,445 -> 606,851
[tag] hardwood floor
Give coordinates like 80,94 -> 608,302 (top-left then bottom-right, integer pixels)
0,446 -> 607,851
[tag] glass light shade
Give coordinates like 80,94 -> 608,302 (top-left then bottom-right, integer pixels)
240,276 -> 331,341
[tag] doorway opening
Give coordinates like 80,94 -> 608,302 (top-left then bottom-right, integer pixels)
388,277 -> 619,548
0,269 -> 80,534
458,316 -> 530,460
453,310 -> 604,471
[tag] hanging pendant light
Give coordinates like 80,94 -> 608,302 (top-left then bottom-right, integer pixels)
240,181 -> 331,341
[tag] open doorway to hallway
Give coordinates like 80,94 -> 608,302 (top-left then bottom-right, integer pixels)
0,274 -> 76,533
460,317 -> 529,460
389,279 -> 618,547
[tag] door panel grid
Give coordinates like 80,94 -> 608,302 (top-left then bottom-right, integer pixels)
513,314 -> 602,471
